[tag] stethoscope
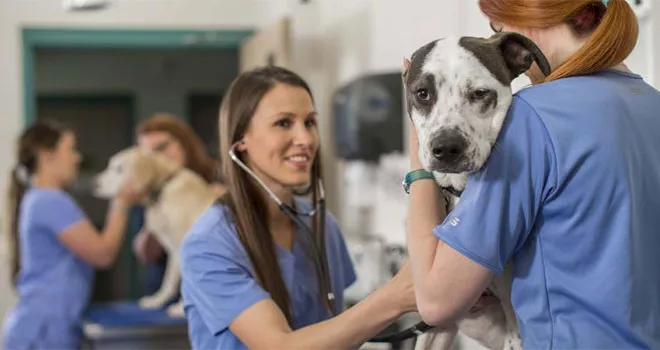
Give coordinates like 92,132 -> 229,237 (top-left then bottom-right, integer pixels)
228,143 -> 336,315
228,143 -> 431,344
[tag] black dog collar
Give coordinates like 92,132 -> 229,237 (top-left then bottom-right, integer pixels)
441,185 -> 463,198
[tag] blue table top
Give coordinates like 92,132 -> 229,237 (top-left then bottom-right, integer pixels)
84,301 -> 187,328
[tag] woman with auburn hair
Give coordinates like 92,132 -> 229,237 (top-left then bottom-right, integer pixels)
136,113 -> 220,185
405,0 -> 660,348
133,113 -> 226,294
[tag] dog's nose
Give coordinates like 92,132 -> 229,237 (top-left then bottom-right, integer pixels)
431,134 -> 467,163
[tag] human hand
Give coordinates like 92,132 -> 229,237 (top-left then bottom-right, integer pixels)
115,182 -> 144,207
133,230 -> 165,264
468,291 -> 501,315
388,260 -> 417,313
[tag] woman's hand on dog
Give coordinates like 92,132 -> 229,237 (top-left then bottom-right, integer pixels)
133,230 -> 165,264
116,182 -> 145,206
468,292 -> 501,315
110,183 -> 144,213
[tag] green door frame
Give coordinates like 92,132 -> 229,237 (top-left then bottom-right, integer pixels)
21,27 -> 253,300
22,27 -> 254,125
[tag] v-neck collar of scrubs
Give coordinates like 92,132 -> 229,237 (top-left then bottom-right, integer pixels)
272,199 -> 330,329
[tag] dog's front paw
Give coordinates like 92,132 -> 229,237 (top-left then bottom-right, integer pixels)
167,302 -> 185,318
139,295 -> 168,309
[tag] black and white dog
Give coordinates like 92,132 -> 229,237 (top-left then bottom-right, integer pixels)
403,32 -> 550,350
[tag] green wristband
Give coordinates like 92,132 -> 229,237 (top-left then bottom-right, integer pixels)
402,169 -> 435,194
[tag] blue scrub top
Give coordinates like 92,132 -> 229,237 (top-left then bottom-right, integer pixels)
435,70 -> 660,348
2,188 -> 93,350
180,198 -> 357,350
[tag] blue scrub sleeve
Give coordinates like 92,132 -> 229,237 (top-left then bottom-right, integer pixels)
180,234 -> 270,336
35,191 -> 86,236
434,96 -> 557,274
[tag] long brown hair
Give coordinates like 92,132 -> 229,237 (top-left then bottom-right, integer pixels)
136,113 -> 218,183
218,66 -> 331,324
480,0 -> 639,82
6,121 -> 68,286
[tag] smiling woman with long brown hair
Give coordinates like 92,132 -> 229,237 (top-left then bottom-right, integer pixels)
179,66 -> 416,349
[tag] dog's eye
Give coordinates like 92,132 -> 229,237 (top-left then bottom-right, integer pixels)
416,89 -> 430,101
469,88 -> 493,101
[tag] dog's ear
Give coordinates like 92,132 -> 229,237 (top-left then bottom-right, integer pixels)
402,57 -> 411,81
492,32 -> 551,79
460,33 -> 551,84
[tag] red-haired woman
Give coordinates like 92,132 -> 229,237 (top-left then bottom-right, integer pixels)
406,1 -> 660,348
133,114 -> 225,294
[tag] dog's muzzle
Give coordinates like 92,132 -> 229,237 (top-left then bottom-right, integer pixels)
91,175 -> 108,198
428,129 -> 470,173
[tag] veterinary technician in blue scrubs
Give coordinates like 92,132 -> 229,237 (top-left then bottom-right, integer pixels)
2,121 -> 143,350
180,66 -> 416,349
404,0 -> 660,348
132,114 -> 226,296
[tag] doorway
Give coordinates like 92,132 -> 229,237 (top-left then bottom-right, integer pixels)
187,93 -> 223,159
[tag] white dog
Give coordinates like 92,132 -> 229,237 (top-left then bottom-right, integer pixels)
93,147 -> 220,317
402,32 -> 550,350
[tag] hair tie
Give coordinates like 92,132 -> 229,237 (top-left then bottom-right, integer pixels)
602,0 -> 610,7
14,165 -> 31,186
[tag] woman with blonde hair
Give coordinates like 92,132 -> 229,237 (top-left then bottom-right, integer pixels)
133,113 -> 225,294
405,0 -> 660,348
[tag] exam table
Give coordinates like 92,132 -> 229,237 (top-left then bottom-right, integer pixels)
82,301 -> 190,350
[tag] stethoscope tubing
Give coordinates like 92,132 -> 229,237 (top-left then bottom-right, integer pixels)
228,144 -> 336,314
